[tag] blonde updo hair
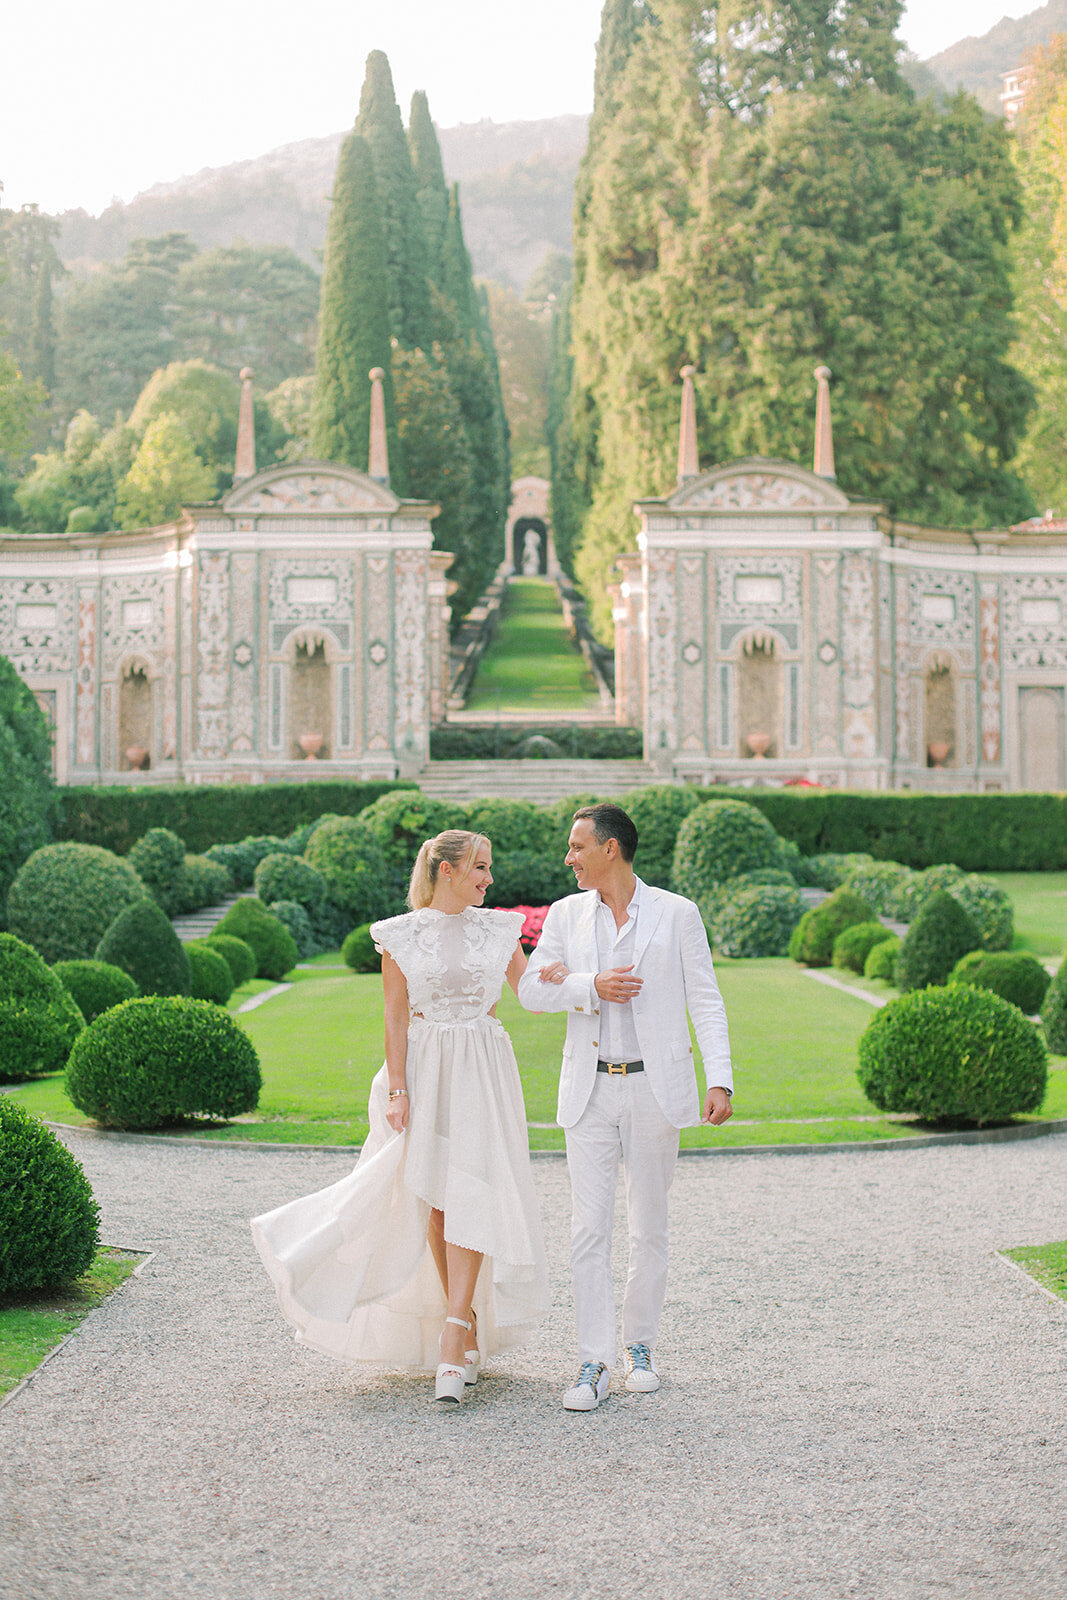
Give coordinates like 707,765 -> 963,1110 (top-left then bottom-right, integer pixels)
408,830 -> 491,909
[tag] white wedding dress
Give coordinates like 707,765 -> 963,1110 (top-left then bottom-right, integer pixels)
251,906 -> 550,1371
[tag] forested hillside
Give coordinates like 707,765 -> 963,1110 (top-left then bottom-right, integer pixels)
927,0 -> 1067,111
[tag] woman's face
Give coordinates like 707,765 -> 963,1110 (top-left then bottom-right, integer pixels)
450,844 -> 493,907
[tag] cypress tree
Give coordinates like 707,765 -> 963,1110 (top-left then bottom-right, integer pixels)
355,52 -> 434,351
409,90 -> 449,300
309,132 -> 402,483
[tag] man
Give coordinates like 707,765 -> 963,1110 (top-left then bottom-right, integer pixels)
517,803 -> 733,1411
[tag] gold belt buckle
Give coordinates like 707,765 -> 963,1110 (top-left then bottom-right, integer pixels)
607,1061 -> 626,1076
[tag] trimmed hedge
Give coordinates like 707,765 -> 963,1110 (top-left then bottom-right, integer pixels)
1040,961 -> 1067,1053
211,898 -> 298,980
342,924 -> 382,973
673,800 -> 786,901
429,723 -> 642,760
204,933 -> 257,989
96,899 -> 192,997
857,984 -> 1047,1124
864,935 -> 901,981
65,995 -> 261,1129
6,841 -> 147,964
52,959 -> 139,1024
798,853 -> 874,890
175,854 -> 233,914
948,950 -> 1051,1015
54,780 -> 417,856
305,818 -> 397,926
0,1099 -> 99,1290
356,792 -> 469,874
832,922 -> 895,975
185,942 -> 235,1005
843,861 -> 919,919
788,889 -> 875,968
709,884 -> 805,959
0,933 -> 85,1082
895,892 -> 979,993
484,850 -> 575,909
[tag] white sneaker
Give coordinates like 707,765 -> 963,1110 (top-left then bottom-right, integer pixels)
562,1361 -> 611,1411
624,1343 -> 661,1393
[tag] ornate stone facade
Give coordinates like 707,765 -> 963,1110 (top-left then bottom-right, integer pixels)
616,458 -> 1067,791
0,462 -> 449,784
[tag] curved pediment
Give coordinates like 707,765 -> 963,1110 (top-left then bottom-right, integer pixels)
223,462 -> 400,514
669,458 -> 853,513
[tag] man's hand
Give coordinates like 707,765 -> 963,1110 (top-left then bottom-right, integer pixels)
538,960 -> 570,984
594,965 -> 643,1003
702,1087 -> 732,1126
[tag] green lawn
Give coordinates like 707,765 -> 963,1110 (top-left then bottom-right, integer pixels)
1002,1240 -> 1067,1302
0,1248 -> 141,1400
13,956 -> 1067,1150
465,578 -> 601,713
988,872 -> 1067,957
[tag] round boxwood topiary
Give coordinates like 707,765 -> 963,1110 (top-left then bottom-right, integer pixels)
672,800 -> 786,901
6,841 -> 147,964
211,897 -> 298,980
710,884 -> 805,959
185,942 -> 235,1005
0,1098 -> 100,1290
1040,960 -> 1067,1053
857,984 -> 1047,1125
253,852 -> 327,917
305,818 -> 396,925
895,891 -> 979,993
204,932 -> 257,989
832,921 -> 896,975
127,827 -> 186,915
356,792 -> 469,874
52,959 -> 139,1024
864,934 -> 901,982
0,933 -> 85,1081
611,785 -> 703,889
342,923 -> 383,973
946,876 -> 1014,953
205,841 -> 258,889
65,995 -> 261,1129
788,888 -> 876,968
268,900 -> 316,959
463,797 -> 553,857
174,854 -> 233,915
843,862 -> 919,919
797,853 -> 874,891
95,899 -> 192,997
948,950 -> 1050,1015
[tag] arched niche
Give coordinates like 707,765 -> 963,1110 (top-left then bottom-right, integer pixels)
118,656 -> 153,770
1019,687 -> 1064,789
924,654 -> 957,768
735,630 -> 783,759
512,517 -> 549,576
285,628 -> 336,761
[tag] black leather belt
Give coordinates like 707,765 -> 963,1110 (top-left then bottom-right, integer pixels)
596,1059 -> 644,1075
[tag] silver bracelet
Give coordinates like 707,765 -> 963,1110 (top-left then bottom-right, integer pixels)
388,1088 -> 408,1101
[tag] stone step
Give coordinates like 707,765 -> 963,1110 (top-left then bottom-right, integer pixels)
416,759 -> 659,805
172,893 -> 244,944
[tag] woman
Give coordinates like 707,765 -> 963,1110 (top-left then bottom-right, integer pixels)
251,830 -> 550,1403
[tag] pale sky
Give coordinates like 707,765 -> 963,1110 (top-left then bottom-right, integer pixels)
0,1 -> 1042,217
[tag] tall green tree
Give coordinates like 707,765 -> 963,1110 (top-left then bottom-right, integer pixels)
309,132 -> 401,483
0,206 -> 61,395
408,90 -> 449,300
392,345 -> 479,612
355,51 -> 433,351
172,243 -> 319,392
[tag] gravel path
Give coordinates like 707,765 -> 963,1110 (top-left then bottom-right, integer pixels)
2,1130 -> 1066,1600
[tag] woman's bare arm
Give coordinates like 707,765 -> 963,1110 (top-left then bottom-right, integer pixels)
381,951 -> 411,1132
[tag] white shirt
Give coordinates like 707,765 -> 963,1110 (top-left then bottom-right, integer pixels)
593,877 -> 643,1062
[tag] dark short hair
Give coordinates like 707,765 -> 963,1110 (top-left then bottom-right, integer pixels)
572,803 -> 638,862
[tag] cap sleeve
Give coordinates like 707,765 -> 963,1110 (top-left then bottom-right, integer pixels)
369,912 -> 416,968
493,908 -> 526,961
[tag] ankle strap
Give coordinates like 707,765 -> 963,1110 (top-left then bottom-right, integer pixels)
445,1316 -> 471,1330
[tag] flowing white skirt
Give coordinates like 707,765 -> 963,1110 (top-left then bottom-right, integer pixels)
250,1015 -> 551,1371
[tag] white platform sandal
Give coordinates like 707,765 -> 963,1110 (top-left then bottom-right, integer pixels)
435,1317 -> 471,1403
465,1309 -> 480,1386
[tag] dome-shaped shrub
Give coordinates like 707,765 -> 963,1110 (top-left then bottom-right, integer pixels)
796,853 -> 874,891
788,888 -> 875,967
204,932 -> 257,989
305,819 -> 395,925
947,877 -> 1014,952
710,884 -> 805,959
832,922 -> 895,975
253,852 -> 327,916
857,984 -> 1047,1124
843,862 -> 919,919
185,942 -> 235,1005
342,923 -> 382,973
211,897 -> 298,980
464,797 -> 553,856
948,950 -> 1050,1015
267,900 -> 315,959
0,1099 -> 99,1290
609,786 -> 703,889
355,792 -> 468,873
6,842 -> 147,964
0,933 -> 85,1081
65,995 -> 261,1129
895,891 -> 979,993
127,827 -> 186,915
1040,960 -> 1067,1054
95,899 -> 192,997
52,959 -> 139,1024
864,935 -> 901,981
174,854 -> 233,915
205,841 -> 258,889
672,800 -> 786,900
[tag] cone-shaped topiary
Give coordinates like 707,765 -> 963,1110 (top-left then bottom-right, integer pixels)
1040,960 -> 1067,1054
185,942 -> 235,1005
65,996 -> 261,1129
672,800 -> 786,901
6,841 -> 147,964
342,923 -> 382,973
95,899 -> 192,997
211,898 -> 298,980
52,959 -> 139,1024
948,950 -> 1050,1015
0,1098 -> 100,1290
205,933 -> 257,989
788,889 -> 875,968
895,891 -> 979,992
858,984 -> 1047,1125
832,921 -> 895,975
0,933 -> 85,1081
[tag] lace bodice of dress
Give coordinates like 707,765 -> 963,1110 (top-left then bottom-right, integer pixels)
370,907 -> 525,1024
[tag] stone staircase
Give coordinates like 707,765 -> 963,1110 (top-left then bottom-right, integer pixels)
416,758 -> 658,805
172,893 -> 243,944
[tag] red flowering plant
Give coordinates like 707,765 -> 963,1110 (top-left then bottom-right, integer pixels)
512,905 -> 549,952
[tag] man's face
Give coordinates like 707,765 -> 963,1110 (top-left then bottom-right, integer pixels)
565,818 -> 613,892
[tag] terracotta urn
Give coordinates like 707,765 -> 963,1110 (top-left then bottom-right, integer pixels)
746,731 -> 771,760
927,740 -> 950,769
298,731 -> 324,761
125,744 -> 149,771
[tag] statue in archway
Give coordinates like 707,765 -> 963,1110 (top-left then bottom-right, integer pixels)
522,528 -> 541,574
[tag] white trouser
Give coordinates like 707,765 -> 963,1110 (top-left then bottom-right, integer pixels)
565,1071 -> 680,1367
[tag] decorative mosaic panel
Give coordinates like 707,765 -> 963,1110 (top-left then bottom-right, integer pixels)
363,555 -> 392,752
196,552 -> 230,760
102,575 -> 165,675
979,581 -> 1002,763
229,554 -> 257,754
645,552 -> 678,757
813,556 -> 839,754
906,571 -> 975,651
678,554 -> 706,752
0,578 -> 75,674
393,551 -> 427,757
76,588 -> 97,767
1002,575 -> 1067,671
237,475 -> 393,513
682,475 -> 823,510
841,553 -> 876,759
715,555 -> 802,621
268,559 -> 354,625
893,567 -> 913,765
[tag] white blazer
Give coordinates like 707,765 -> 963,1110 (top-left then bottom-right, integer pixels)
516,880 -> 733,1130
